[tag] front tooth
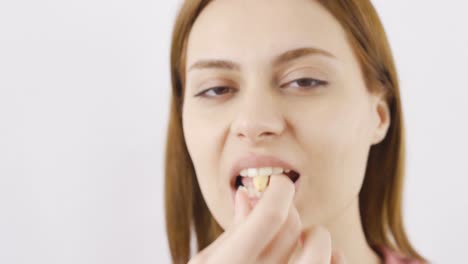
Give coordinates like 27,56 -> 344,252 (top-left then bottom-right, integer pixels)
285,169 -> 291,173
258,167 -> 273,177
240,169 -> 248,177
272,167 -> 284,174
242,167 -> 284,178
247,168 -> 258,177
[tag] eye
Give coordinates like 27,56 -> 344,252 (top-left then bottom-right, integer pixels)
194,86 -> 235,99
282,78 -> 328,90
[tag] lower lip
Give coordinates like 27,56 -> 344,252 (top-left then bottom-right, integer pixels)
230,175 -> 301,205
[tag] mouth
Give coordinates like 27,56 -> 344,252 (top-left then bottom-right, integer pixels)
229,154 -> 302,201
234,169 -> 300,189
231,168 -> 301,198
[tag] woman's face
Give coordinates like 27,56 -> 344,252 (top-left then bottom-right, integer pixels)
182,0 -> 389,230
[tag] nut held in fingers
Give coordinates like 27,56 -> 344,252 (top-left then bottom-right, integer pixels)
253,175 -> 270,192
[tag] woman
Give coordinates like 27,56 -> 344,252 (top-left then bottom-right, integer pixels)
164,0 -> 428,263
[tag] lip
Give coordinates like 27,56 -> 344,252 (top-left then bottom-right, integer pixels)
229,153 -> 300,190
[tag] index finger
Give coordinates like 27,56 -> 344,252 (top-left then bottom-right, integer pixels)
218,174 -> 295,261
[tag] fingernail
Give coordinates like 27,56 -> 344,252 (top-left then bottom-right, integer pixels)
238,185 -> 248,196
235,186 -> 248,205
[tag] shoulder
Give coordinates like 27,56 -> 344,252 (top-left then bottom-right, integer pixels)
374,245 -> 427,264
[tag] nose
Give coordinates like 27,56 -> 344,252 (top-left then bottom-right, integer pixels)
231,89 -> 286,145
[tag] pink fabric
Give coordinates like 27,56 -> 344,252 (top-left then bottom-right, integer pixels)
375,245 -> 426,264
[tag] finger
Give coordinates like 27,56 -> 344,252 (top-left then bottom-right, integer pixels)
295,225 -> 332,264
218,186 -> 252,244
233,186 -> 252,224
203,187 -> 252,255
331,249 -> 347,264
216,174 -> 295,262
260,205 -> 302,263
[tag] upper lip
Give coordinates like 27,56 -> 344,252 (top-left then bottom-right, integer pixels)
229,153 -> 299,187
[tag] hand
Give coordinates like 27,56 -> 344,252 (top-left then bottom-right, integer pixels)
188,174 -> 347,264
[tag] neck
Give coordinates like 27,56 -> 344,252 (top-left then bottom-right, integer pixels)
324,197 -> 382,264
290,197 -> 383,264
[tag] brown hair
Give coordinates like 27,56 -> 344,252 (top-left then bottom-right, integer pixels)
164,0 -> 427,263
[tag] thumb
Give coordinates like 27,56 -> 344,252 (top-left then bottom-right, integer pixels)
233,186 -> 252,224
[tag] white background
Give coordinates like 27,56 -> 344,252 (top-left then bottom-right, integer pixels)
0,0 -> 466,263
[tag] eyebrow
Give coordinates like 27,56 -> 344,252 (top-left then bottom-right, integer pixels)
187,47 -> 336,73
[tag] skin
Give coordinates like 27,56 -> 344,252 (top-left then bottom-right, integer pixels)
182,0 -> 390,263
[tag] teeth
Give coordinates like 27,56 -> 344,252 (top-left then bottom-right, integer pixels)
237,167 -> 291,195
239,167 -> 285,178
237,167 -> 293,196
258,167 -> 272,176
240,169 -> 248,177
272,167 -> 283,174
247,168 -> 257,177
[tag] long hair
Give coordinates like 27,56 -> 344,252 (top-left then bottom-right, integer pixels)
164,1 -> 427,263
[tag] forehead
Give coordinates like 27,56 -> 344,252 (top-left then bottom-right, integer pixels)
186,0 -> 352,71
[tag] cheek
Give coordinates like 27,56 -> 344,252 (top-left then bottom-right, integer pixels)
183,110 -> 216,189
182,102 -> 221,169
182,106 -> 233,228
294,102 -> 373,224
